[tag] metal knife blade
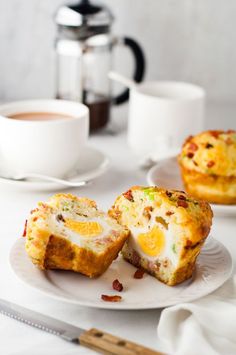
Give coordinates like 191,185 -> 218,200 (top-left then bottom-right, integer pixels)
0,298 -> 167,355
0,298 -> 84,343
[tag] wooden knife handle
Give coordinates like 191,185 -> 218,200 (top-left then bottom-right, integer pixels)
79,328 -> 166,355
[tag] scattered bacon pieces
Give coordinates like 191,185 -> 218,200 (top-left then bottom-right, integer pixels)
56,214 -> 65,222
134,268 -> 145,279
207,160 -> 215,168
193,160 -> 198,166
112,279 -> 123,292
210,130 -> 222,138
188,142 -> 198,152
177,200 -> 188,208
166,211 -> 174,216
30,208 -> 39,214
206,143 -> 213,149
178,194 -> 187,200
143,206 -> 153,220
101,295 -> 122,302
22,220 -> 28,237
186,239 -> 192,247
187,152 -> 194,158
166,191 -> 172,198
123,189 -> 134,202
184,135 -> 193,145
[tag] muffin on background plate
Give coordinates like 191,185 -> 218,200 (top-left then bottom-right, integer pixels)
109,186 -> 213,286
24,194 -> 129,277
178,130 -> 236,204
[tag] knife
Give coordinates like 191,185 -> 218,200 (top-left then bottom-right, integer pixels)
0,298 -> 166,355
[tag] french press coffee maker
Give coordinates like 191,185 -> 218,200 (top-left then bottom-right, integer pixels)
55,0 -> 145,131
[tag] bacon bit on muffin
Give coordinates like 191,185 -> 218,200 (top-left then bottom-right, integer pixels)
123,189 -> 134,202
134,268 -> 145,279
207,160 -> 215,168
56,214 -> 65,222
166,191 -> 172,198
178,194 -> 187,200
101,295 -> 122,302
185,239 -> 192,248
210,130 -> 223,138
184,135 -> 193,145
112,279 -> 123,292
143,206 -> 153,220
206,143 -> 214,149
193,160 -> 198,166
177,199 -> 188,208
30,208 -> 39,214
166,211 -> 174,216
187,152 -> 194,158
188,142 -> 198,151
22,220 -> 28,237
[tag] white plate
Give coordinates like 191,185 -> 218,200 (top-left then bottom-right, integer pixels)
147,157 -> 236,217
10,238 -> 232,310
0,146 -> 109,191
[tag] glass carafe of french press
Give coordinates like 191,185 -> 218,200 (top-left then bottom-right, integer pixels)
55,0 -> 145,132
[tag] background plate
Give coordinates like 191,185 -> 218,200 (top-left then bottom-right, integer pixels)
147,157 -> 236,217
10,238 -> 232,310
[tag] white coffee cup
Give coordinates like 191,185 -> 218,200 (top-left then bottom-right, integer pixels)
0,99 -> 89,178
128,81 -> 205,160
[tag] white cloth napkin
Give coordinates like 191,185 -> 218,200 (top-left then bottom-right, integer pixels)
158,274 -> 236,355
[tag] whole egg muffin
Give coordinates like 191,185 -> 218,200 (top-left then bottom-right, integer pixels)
24,194 -> 129,277
178,130 -> 236,204
109,186 -> 213,286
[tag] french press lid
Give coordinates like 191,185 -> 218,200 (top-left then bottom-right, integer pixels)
55,0 -> 114,39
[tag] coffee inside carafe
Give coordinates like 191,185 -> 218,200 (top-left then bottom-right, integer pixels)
83,90 -> 111,132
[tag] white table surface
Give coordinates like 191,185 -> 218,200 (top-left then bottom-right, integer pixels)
0,104 -> 235,355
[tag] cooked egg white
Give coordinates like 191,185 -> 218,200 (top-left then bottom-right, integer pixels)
34,208 -> 116,251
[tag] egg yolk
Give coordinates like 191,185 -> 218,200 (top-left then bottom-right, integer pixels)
137,225 -> 165,257
65,219 -> 103,237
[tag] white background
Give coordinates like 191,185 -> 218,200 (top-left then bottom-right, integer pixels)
0,0 -> 235,104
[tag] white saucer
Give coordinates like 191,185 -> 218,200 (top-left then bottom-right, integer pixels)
147,157 -> 236,217
0,146 -> 109,191
10,238 -> 232,310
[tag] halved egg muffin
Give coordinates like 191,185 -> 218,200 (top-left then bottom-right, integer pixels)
178,130 -> 236,204
109,186 -> 213,286
25,194 -> 129,277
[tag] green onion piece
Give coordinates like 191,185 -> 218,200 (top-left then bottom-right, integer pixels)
172,244 -> 177,254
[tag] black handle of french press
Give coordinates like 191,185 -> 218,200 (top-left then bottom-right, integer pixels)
112,37 -> 146,105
